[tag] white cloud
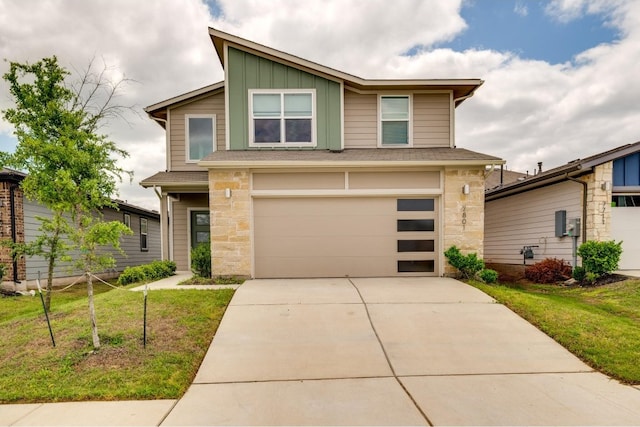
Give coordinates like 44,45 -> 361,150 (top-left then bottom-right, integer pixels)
0,0 -> 638,209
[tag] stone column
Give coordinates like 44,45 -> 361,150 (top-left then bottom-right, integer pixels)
442,167 -> 485,276
209,169 -> 251,277
581,162 -> 612,242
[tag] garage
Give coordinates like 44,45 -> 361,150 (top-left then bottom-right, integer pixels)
253,196 -> 438,278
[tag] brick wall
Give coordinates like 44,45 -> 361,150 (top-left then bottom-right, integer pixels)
0,182 -> 26,283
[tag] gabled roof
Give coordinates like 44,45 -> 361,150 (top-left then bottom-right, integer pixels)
199,147 -> 503,169
486,141 -> 640,200
144,28 -> 484,124
145,82 -> 225,123
208,28 -> 483,106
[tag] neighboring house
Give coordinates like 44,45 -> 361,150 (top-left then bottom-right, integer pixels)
141,28 -> 503,278
0,168 -> 161,288
484,141 -> 640,271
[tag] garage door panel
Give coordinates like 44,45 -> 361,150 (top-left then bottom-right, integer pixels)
255,256 -> 398,278
254,197 -> 438,278
254,216 -> 398,238
256,235 -> 397,257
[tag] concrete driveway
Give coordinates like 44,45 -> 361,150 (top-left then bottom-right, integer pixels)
162,277 -> 640,426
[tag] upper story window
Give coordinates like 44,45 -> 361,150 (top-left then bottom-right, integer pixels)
249,89 -> 315,147
379,95 -> 411,146
123,213 -> 131,229
186,114 -> 216,162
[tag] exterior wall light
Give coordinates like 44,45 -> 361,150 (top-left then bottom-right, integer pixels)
462,184 -> 470,195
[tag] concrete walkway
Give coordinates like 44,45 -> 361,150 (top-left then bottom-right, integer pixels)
129,271 -> 241,291
3,277 -> 640,426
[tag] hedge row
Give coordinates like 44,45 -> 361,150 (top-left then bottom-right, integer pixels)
117,260 -> 177,285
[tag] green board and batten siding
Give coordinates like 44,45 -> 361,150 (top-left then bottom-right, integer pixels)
227,46 -> 342,150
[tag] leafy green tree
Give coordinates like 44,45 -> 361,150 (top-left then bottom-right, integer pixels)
1,56 -> 133,349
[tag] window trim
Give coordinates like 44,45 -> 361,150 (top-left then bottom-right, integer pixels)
140,217 -> 148,252
378,94 -> 412,147
185,114 -> 216,163
123,212 -> 131,229
248,89 -> 317,148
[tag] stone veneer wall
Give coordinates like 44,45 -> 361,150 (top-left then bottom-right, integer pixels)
0,182 -> 26,282
442,166 -> 486,276
580,161 -> 612,242
208,169 -> 251,277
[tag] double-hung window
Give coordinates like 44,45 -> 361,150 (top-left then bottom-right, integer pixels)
380,95 -> 411,146
186,115 -> 216,162
250,90 -> 315,146
140,218 -> 148,252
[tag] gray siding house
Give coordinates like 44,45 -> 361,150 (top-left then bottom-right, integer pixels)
485,142 -> 640,271
1,169 -> 161,289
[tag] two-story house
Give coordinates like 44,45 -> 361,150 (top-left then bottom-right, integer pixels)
141,28 -> 503,278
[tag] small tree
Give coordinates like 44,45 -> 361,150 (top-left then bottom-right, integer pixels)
2,56 -> 133,348
1,56 -> 134,312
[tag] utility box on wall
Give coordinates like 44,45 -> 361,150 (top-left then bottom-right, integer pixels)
555,210 -> 567,237
568,218 -> 581,237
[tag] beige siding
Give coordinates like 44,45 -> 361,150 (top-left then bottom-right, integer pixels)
484,181 -> 581,265
169,92 -> 226,171
413,94 -> 450,148
344,91 -> 377,148
171,193 -> 209,270
343,91 -> 451,149
253,172 -> 345,190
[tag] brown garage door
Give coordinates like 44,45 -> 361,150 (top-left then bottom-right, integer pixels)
253,197 -> 438,278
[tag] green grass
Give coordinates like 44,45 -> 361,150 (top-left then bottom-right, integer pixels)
472,279 -> 640,384
0,283 -> 234,403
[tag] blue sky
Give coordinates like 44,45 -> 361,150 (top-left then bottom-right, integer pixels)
438,1 -> 619,64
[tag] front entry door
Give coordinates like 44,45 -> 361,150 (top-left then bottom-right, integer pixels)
190,210 -> 210,249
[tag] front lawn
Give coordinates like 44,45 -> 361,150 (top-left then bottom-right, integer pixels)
0,283 -> 234,403
472,278 -> 640,384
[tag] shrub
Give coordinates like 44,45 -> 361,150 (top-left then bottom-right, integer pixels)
0,263 -> 5,281
117,266 -> 146,286
117,260 -> 176,285
444,245 -> 485,279
577,240 -> 623,279
525,258 -> 573,284
479,268 -> 498,284
191,243 -> 212,278
572,266 -> 586,282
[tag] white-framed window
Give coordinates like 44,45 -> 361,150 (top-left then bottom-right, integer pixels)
186,114 -> 216,162
123,213 -> 131,229
379,95 -> 411,146
249,89 -> 316,147
140,217 -> 148,252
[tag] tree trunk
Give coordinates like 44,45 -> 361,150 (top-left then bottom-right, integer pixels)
87,273 -> 100,349
45,255 -> 55,312
44,228 -> 61,312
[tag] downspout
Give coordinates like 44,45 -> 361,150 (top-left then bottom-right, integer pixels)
565,174 -> 588,244
9,184 -> 19,283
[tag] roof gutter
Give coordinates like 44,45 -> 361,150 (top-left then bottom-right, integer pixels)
453,81 -> 483,107
565,174 -> 588,243
198,159 -> 502,169
486,164 -> 585,201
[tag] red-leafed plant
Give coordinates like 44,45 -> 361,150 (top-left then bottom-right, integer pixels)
525,258 -> 573,284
